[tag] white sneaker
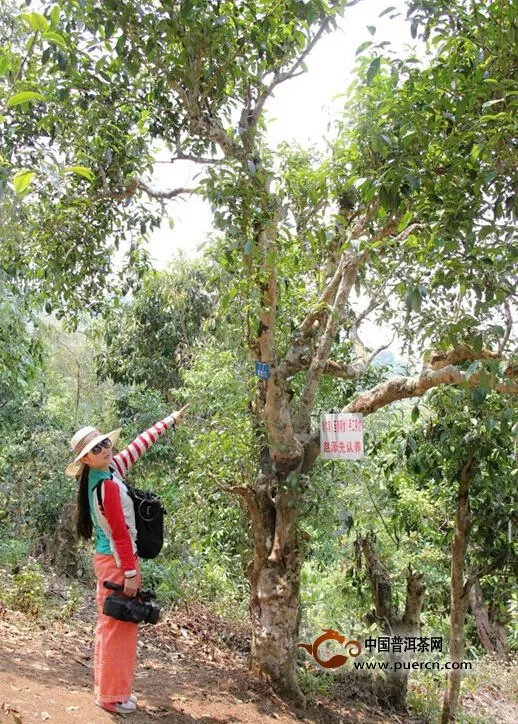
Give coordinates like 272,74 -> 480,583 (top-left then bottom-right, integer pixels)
95,699 -> 137,714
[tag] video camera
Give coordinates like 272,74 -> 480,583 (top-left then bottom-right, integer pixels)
103,580 -> 161,625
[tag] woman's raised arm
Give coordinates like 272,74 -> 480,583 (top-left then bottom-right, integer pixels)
112,405 -> 187,478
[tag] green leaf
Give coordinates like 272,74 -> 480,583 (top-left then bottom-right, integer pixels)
105,20 -> 115,39
405,286 -> 422,312
63,165 -> 95,181
482,98 -> 505,109
43,30 -> 66,49
49,6 -> 60,26
366,57 -> 381,85
353,177 -> 368,189
57,51 -> 67,70
472,334 -> 483,353
471,387 -> 487,404
19,12 -> 49,32
465,361 -> 480,381
356,41 -> 372,56
367,25 -> 376,35
379,6 -> 396,17
471,144 -> 480,161
411,405 -> 420,423
398,210 -> 413,232
6,91 -> 45,108
0,54 -> 11,76
13,170 -> 36,194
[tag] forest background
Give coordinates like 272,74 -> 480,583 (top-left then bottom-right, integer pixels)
0,0 -> 516,722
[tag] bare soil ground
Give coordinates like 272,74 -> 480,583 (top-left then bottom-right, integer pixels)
0,596 -> 422,724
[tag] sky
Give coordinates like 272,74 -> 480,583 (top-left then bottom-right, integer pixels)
145,0 -> 413,267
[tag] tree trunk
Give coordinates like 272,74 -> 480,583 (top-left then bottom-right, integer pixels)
360,535 -> 425,710
49,502 -> 79,576
249,551 -> 305,705
441,451 -> 474,723
469,580 -> 507,658
488,602 -> 508,657
232,452 -> 307,707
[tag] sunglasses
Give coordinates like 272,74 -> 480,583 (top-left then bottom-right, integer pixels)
90,438 -> 113,455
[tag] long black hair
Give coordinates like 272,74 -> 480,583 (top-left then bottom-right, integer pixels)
76,464 -> 93,540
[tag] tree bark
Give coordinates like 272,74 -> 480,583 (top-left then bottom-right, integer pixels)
50,502 -> 79,576
343,364 -> 517,416
231,453 -> 307,706
468,579 -> 507,658
249,547 -> 305,706
488,604 -> 508,657
360,535 -> 425,710
441,450 -> 474,723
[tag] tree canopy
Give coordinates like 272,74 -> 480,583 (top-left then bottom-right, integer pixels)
0,0 -> 516,718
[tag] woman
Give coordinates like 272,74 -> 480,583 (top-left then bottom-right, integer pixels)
66,405 -> 188,715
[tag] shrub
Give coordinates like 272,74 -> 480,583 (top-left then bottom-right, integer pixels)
4,563 -> 46,617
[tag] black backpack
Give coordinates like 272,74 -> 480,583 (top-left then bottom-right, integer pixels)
94,475 -> 166,559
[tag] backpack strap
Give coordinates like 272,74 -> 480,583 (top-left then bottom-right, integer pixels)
93,480 -> 104,513
93,472 -> 113,514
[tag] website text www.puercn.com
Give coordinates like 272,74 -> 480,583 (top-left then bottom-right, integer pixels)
353,660 -> 473,672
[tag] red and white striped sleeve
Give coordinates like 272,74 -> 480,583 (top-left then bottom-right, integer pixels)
112,415 -> 176,479
102,479 -> 136,573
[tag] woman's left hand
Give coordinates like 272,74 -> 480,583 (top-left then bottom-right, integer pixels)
171,403 -> 189,426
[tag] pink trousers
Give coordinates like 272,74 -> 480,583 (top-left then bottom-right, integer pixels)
93,553 -> 142,703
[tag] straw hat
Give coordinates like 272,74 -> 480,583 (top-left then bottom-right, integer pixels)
65,425 -> 122,477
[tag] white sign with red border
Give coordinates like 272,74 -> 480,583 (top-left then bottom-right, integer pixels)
320,413 -> 364,460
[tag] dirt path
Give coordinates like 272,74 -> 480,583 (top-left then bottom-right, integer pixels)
0,601 -> 410,724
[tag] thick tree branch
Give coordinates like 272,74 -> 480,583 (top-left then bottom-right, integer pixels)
287,333 -> 393,380
358,222 -> 424,263
136,181 -> 198,199
301,350 -> 517,469
285,352 -> 387,381
155,154 -> 224,165
255,190 -> 303,469
170,79 -> 243,161
343,362 -> 518,415
210,476 -> 268,561
463,553 -> 507,599
298,254 -> 346,338
289,203 -> 377,351
92,178 -> 139,202
294,251 -> 360,432
426,344 -> 502,370
268,489 -> 295,564
92,178 -> 198,202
